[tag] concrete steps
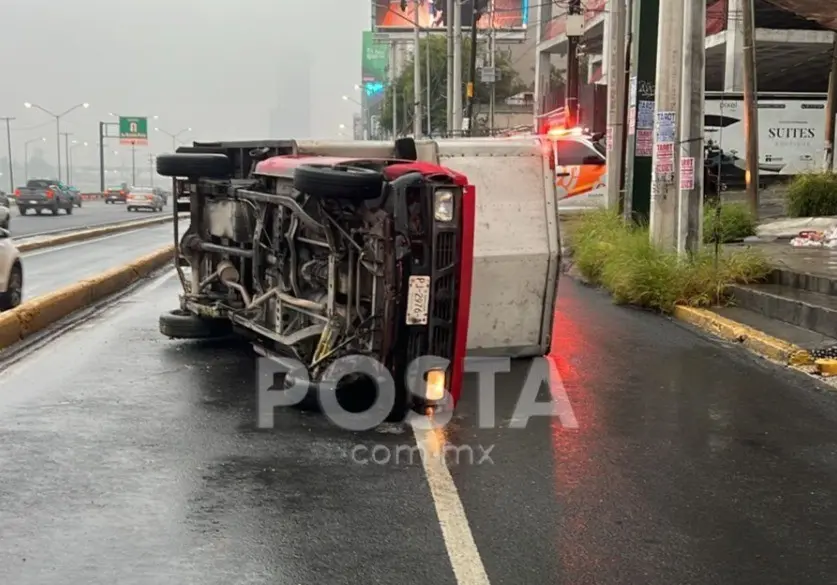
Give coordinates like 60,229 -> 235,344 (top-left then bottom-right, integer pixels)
729,268 -> 837,341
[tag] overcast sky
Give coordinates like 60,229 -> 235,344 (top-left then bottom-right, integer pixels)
1,0 -> 369,168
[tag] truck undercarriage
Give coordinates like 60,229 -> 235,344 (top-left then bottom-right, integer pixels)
157,140 -> 471,421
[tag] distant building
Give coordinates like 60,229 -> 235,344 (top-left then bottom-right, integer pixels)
269,52 -> 312,138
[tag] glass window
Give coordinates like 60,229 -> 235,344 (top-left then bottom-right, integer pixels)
556,140 -> 601,165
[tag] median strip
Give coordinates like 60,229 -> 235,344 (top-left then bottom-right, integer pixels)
15,214 -> 183,253
0,245 -> 175,351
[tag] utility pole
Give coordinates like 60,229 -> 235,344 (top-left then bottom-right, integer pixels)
98,121 -> 106,191
446,0 -> 454,131
488,7 -> 496,133
649,0 -> 684,249
566,0 -> 582,126
1,117 -> 13,192
426,30 -> 432,135
465,1 -> 481,135
605,0 -> 626,210
824,32 -> 837,172
741,0 -> 760,215
413,0 -> 423,137
60,132 -> 72,183
149,154 -> 156,187
677,0 -> 707,255
452,0 -> 463,134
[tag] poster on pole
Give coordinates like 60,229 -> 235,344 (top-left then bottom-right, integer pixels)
654,141 -> 675,178
629,76 -> 638,107
637,101 -> 655,130
636,129 -> 653,157
655,111 -> 676,143
628,107 -> 636,135
680,157 -> 695,189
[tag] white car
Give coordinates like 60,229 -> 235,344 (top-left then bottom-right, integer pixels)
126,187 -> 165,212
0,227 -> 22,310
0,192 -> 10,229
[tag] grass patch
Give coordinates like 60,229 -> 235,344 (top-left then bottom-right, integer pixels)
786,171 -> 837,217
568,209 -> 770,313
703,202 -> 757,243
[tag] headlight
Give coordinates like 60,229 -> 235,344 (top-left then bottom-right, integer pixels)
434,190 -> 454,222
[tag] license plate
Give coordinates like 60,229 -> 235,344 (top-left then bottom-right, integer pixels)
406,275 -> 431,325
28,200 -> 36,205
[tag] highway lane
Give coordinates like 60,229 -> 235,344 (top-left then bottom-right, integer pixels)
21,220 -> 185,300
9,200 -> 167,238
1,275 -> 836,583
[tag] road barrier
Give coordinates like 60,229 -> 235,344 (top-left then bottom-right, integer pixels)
81,193 -> 105,200
15,214 -> 181,252
0,245 -> 174,351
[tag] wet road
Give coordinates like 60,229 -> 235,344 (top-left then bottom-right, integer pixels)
0,276 -> 836,584
10,200 -> 162,238
21,221 -> 185,300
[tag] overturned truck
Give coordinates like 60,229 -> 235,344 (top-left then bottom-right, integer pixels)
156,138 -> 476,421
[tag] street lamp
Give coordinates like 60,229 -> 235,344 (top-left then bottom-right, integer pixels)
155,127 -> 191,151
342,95 -> 362,107
23,137 -> 46,181
24,101 -> 89,182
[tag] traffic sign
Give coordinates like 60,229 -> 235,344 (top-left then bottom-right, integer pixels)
119,116 -> 148,146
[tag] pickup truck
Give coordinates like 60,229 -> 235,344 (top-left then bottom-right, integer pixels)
14,179 -> 74,215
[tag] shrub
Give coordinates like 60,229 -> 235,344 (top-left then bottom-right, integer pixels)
785,171 -> 837,217
569,209 -> 770,313
703,202 -> 757,244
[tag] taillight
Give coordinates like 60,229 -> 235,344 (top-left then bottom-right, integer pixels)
13,189 -> 19,197
145,195 -> 153,201
120,190 -> 125,196
45,190 -> 53,199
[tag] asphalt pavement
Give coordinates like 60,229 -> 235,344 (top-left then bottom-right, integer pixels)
0,276 -> 836,584
9,200 -> 159,238
21,220 -> 185,300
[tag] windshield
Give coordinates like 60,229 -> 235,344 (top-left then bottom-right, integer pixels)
592,140 -> 605,156
26,180 -> 54,189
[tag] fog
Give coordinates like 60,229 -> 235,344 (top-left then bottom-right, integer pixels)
0,0 -> 369,188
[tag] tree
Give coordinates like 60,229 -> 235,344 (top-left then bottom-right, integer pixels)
379,35 -> 529,136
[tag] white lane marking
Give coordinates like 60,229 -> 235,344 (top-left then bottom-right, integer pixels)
413,427 -> 492,585
546,354 -> 579,429
142,268 -> 178,293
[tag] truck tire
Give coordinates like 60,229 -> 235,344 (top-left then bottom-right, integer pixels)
159,309 -> 231,339
293,164 -> 384,201
156,153 -> 233,179
66,203 -> 73,215
18,207 -> 27,216
0,263 -> 22,311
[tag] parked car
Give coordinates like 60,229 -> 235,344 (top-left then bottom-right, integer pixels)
105,185 -> 129,203
14,179 -> 74,215
0,227 -> 22,310
127,187 -> 164,212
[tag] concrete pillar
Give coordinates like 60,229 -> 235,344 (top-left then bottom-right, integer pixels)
724,0 -> 745,92
534,51 -> 552,120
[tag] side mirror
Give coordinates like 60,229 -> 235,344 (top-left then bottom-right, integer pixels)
582,155 -> 604,165
0,228 -> 10,239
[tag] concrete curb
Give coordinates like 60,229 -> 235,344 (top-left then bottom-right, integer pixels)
15,215 -> 179,253
0,245 -> 174,351
672,305 -> 813,366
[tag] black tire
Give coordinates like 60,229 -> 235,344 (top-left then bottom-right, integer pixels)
77,199 -> 82,208
35,209 -> 42,215
0,263 -> 22,311
66,204 -> 73,215
17,207 -> 26,216
127,207 -> 133,212
159,309 -> 231,339
156,153 -> 233,179
293,164 -> 384,201
50,206 -> 58,216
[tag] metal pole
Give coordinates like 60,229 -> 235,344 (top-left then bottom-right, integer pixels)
63,133 -> 71,183
413,0 -> 423,137
824,32 -> 837,172
566,0 -> 582,126
465,2 -> 480,135
446,0 -> 454,131
605,0 -> 626,211
426,30 -> 432,135
678,0 -> 706,255
55,117 -> 61,182
649,0 -> 685,249
741,0 -> 759,215
131,143 -> 136,185
489,13 -> 496,133
391,42 -> 399,137
149,154 -> 155,188
69,147 -> 73,184
98,122 -> 106,192
24,143 -> 29,182
452,2 -> 463,133
2,117 -> 14,191
618,0 -> 635,214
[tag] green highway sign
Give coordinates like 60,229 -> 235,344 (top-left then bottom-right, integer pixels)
119,116 -> 148,145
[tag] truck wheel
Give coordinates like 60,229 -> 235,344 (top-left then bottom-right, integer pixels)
66,204 -> 73,215
50,206 -> 58,215
0,263 -> 22,310
77,199 -> 82,208
159,309 -> 231,339
18,207 -> 27,216
35,209 -> 42,215
293,164 -> 384,201
156,153 -> 233,179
